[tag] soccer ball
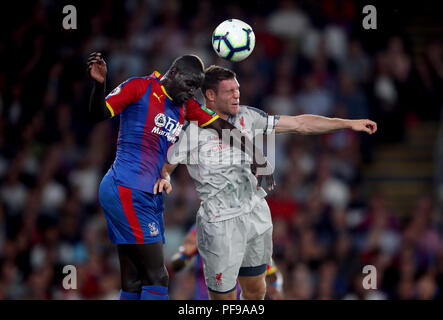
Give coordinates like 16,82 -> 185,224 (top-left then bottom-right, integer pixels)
212,19 -> 255,62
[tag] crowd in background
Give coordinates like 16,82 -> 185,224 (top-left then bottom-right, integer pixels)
0,0 -> 443,299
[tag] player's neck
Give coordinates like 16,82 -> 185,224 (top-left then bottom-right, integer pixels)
206,102 -> 229,120
160,78 -> 171,94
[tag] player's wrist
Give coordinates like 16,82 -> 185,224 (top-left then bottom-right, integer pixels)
176,246 -> 191,263
161,177 -> 170,184
342,119 -> 353,129
172,252 -> 188,262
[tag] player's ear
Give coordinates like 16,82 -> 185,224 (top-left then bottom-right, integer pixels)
205,89 -> 216,102
169,67 -> 178,79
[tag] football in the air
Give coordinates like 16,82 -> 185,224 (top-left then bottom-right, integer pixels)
212,19 -> 255,62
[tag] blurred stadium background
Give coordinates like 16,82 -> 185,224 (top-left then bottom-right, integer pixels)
0,0 -> 443,299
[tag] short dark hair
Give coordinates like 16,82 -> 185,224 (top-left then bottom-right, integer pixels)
202,65 -> 236,94
170,54 -> 204,74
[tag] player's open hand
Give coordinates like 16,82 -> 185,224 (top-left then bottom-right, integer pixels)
349,119 -> 377,134
153,178 -> 172,195
87,52 -> 107,84
251,160 -> 275,191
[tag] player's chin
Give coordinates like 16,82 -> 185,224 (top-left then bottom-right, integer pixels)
177,93 -> 192,105
231,104 -> 239,114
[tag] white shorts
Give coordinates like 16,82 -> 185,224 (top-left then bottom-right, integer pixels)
196,198 -> 273,293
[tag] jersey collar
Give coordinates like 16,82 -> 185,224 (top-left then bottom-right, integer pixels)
152,71 -> 172,100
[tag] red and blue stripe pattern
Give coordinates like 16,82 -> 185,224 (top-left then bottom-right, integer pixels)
105,72 -> 218,194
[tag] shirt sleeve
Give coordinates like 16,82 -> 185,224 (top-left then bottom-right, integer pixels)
184,98 -> 220,127
246,106 -> 280,135
105,78 -> 149,117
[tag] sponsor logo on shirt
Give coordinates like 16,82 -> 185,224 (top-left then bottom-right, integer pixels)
154,113 -> 166,127
153,92 -> 164,103
152,113 -> 183,142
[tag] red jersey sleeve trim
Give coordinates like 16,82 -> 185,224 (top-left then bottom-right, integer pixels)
200,115 -> 220,127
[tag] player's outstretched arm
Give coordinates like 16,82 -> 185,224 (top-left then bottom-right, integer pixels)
274,115 -> 377,135
87,52 -> 112,122
206,118 -> 275,191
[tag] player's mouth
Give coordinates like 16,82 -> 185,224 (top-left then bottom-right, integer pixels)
176,92 -> 192,103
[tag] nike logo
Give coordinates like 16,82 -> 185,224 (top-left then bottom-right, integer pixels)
153,92 -> 164,103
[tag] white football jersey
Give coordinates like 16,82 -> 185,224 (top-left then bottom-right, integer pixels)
167,105 -> 279,222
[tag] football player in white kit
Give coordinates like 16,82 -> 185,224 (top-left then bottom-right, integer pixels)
154,66 -> 377,300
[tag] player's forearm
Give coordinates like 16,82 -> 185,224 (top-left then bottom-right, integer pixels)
301,115 -> 351,134
278,114 -> 352,135
89,81 -> 110,122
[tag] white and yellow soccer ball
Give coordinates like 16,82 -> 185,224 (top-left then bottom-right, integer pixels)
212,19 -> 255,62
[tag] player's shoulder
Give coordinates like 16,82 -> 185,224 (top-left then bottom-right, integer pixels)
119,76 -> 154,88
106,76 -> 155,102
186,98 -> 217,116
238,105 -> 268,117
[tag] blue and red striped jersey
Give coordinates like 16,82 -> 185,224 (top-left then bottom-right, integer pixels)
105,71 -> 219,193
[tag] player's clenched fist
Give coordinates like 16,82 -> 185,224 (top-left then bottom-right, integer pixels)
349,119 -> 377,135
87,52 -> 107,84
